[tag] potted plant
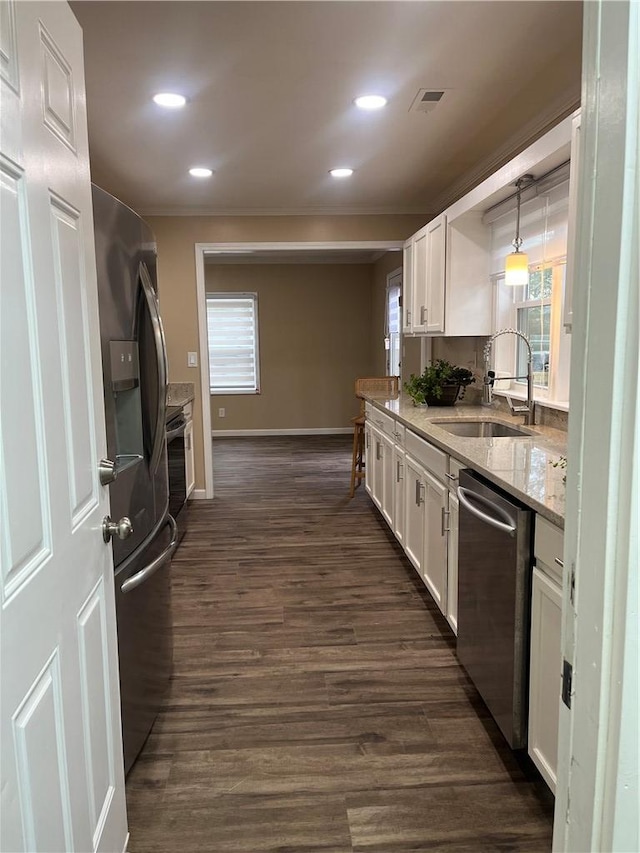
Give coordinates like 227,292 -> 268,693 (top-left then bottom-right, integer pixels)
404,359 -> 475,406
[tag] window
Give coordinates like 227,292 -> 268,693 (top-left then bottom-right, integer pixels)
489,178 -> 571,406
385,271 -> 402,377
206,292 -> 260,394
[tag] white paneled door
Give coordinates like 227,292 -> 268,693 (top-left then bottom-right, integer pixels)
0,2 -> 127,852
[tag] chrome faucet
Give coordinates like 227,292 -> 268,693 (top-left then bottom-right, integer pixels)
482,328 -> 535,425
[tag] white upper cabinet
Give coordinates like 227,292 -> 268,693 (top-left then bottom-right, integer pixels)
403,215 -> 447,335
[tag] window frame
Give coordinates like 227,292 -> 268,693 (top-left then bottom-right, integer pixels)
385,269 -> 402,378
206,291 -> 261,396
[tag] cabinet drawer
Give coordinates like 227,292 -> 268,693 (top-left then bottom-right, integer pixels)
535,516 -> 564,581
367,407 -> 396,439
446,456 -> 465,491
405,430 -> 447,480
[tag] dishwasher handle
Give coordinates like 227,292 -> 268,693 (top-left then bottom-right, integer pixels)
457,485 -> 517,537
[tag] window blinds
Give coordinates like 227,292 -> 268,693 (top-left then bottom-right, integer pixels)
207,293 -> 259,393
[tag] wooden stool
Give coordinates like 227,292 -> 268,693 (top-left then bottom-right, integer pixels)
349,376 -> 399,498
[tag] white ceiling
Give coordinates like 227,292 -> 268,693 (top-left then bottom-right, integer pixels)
71,1 -> 582,217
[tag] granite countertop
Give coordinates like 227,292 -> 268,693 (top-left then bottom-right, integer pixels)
166,382 -> 195,408
366,394 -> 567,528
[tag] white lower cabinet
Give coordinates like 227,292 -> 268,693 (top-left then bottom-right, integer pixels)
529,545 -> 563,793
404,455 -> 425,574
364,407 -> 461,634
392,445 -> 405,545
422,470 -> 447,610
446,491 -> 459,633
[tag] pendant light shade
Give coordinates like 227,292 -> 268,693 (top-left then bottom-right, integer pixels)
505,175 -> 533,286
505,249 -> 530,287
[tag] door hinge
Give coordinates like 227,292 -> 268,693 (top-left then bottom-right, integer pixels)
562,659 -> 573,709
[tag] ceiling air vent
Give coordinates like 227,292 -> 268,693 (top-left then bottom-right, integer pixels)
410,89 -> 445,114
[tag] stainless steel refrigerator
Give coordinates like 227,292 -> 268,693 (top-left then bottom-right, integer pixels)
92,185 -> 177,774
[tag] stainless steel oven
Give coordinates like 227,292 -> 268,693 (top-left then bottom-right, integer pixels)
166,407 -> 187,544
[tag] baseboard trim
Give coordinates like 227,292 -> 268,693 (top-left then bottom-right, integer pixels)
212,427 -> 354,437
189,489 -> 208,500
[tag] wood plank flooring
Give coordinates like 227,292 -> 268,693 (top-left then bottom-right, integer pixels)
126,436 -> 553,852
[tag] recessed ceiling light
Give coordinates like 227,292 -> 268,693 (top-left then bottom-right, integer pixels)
153,92 -> 186,108
330,168 -> 354,178
189,167 -> 213,178
354,94 -> 387,111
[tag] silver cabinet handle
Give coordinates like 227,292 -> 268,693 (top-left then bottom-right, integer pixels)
406,309 -> 412,326
415,479 -> 425,506
102,515 -> 133,543
139,262 -> 167,476
98,458 -> 117,486
420,306 -> 427,324
396,460 -> 403,482
376,441 -> 381,461
121,515 -> 178,594
445,472 -> 457,481
555,557 -> 565,568
456,486 -> 517,537
441,506 -> 450,535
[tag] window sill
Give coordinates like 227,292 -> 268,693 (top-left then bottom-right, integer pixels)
210,389 -> 260,396
492,389 -> 569,413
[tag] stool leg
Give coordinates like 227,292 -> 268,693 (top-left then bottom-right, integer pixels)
349,425 -> 360,498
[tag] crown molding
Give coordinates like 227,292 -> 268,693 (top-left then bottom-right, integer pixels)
140,205 -> 434,218
429,90 -> 580,216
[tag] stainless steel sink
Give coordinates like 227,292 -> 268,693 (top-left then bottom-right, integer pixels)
431,419 -> 534,438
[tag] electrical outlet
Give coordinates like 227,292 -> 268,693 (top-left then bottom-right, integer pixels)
187,351 -> 198,367
218,407 -> 225,418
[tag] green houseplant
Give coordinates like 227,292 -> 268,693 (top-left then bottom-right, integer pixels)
404,359 -> 475,406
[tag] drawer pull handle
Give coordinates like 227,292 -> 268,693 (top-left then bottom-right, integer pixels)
554,557 -> 565,568
445,473 -> 457,481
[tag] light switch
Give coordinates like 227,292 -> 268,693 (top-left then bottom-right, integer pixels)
187,351 -> 198,367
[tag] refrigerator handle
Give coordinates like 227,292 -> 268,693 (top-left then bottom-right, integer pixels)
456,486 -> 517,537
139,262 -> 168,475
121,515 -> 178,594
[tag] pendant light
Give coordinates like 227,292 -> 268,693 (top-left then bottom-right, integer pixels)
505,175 -> 533,286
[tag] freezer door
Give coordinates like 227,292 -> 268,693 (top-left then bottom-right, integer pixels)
114,518 -> 175,774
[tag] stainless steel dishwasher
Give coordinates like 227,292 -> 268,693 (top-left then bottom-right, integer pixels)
456,469 -> 533,749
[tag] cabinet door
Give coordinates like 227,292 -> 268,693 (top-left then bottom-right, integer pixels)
392,446 -> 405,545
364,422 -> 373,497
380,432 -> 394,527
446,491 -> 459,634
528,565 -> 563,793
185,417 -> 195,497
426,214 -> 446,333
404,455 -> 425,573
412,229 -> 428,334
402,240 -> 414,333
371,426 -> 384,510
422,470 -> 447,611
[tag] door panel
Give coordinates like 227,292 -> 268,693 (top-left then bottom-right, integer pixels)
0,4 -> 127,851
404,455 -> 424,572
423,470 -> 447,610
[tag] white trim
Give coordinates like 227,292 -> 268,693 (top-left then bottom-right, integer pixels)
212,428 -> 353,437
194,245 -> 215,498
123,832 -> 130,852
553,1 -> 639,849
139,206 -> 430,217
195,239 -> 406,500
188,489 -> 208,501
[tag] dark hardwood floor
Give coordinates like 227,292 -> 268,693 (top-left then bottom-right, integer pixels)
126,436 -> 554,852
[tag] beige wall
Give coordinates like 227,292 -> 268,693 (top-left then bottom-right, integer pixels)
150,214 -> 429,491
206,264 -> 375,431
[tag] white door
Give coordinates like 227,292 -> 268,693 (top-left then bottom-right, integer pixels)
392,445 -> 405,546
411,229 -> 428,334
425,214 -> 446,334
0,3 -> 127,852
446,491 -> 459,634
380,432 -> 394,528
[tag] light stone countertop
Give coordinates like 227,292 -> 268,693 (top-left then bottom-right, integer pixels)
367,394 -> 568,528
167,382 -> 195,408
